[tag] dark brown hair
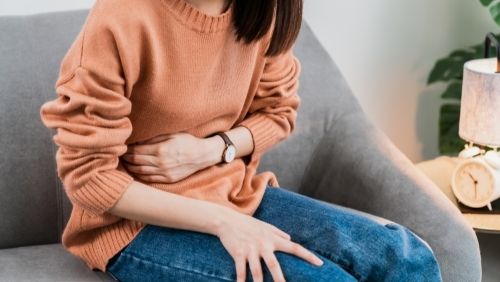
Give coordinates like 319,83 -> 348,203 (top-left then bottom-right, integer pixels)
232,0 -> 303,57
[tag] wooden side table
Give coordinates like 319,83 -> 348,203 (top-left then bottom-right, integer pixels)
416,156 -> 500,234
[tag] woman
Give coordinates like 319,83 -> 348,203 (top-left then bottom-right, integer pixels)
39,0 -> 442,281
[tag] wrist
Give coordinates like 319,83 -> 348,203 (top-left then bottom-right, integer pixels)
201,135 -> 225,167
208,205 -> 235,237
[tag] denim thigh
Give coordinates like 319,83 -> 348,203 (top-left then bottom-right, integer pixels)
106,185 -> 441,282
252,186 -> 442,282
105,190 -> 357,281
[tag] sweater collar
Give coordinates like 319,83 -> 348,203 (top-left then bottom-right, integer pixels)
161,0 -> 234,33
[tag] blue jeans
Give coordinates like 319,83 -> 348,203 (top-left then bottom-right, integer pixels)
106,185 -> 442,281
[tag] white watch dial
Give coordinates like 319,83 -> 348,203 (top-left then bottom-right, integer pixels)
452,158 -> 495,207
224,145 -> 236,162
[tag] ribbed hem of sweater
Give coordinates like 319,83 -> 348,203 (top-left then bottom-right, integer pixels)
72,169 -> 135,217
73,219 -> 147,273
161,0 -> 233,33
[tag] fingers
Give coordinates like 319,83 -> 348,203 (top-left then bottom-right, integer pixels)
122,153 -> 157,166
126,143 -> 161,156
133,174 -> 169,183
262,251 -> 286,282
248,253 -> 264,282
123,163 -> 159,175
268,224 -> 291,241
234,254 -> 246,282
276,239 -> 323,267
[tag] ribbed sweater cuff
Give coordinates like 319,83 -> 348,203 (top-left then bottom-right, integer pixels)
237,112 -> 279,159
72,170 -> 135,216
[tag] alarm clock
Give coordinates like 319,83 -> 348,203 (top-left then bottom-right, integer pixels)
451,148 -> 500,211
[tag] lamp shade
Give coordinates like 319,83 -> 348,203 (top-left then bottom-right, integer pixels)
459,57 -> 500,147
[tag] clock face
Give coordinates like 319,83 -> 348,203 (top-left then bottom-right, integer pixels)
224,145 -> 236,162
452,160 -> 495,207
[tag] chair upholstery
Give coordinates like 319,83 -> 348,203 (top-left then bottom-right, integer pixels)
0,8 -> 481,282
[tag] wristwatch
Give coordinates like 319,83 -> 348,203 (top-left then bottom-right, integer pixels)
215,132 -> 236,163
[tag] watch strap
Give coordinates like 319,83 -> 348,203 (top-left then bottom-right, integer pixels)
215,132 -> 234,163
216,132 -> 234,146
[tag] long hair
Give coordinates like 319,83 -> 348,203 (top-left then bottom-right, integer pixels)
232,0 -> 303,57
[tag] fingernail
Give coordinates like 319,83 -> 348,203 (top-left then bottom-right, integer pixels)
315,258 -> 324,266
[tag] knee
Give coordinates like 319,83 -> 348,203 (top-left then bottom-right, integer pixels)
382,223 -> 442,282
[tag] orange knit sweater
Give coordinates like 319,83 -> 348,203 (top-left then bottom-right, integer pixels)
39,0 -> 301,273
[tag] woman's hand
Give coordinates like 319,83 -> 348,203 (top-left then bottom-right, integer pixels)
214,208 -> 324,282
122,132 -> 222,183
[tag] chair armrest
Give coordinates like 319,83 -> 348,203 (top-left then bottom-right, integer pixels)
299,110 -> 481,282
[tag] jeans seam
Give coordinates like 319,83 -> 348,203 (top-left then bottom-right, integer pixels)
119,252 -> 235,282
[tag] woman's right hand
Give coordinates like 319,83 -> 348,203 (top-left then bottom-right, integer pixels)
213,207 -> 324,282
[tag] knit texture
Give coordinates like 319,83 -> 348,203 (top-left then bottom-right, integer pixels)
39,0 -> 301,272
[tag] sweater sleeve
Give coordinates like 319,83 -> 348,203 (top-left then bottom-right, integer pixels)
236,47 -> 302,163
39,1 -> 135,216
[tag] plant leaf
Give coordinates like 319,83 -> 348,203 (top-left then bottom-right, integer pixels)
439,104 -> 464,155
472,44 -> 485,58
481,0 -> 495,7
427,58 -> 464,84
427,49 -> 476,84
441,81 -> 462,100
490,3 -> 500,26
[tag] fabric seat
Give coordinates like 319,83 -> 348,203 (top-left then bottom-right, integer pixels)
0,244 -> 114,281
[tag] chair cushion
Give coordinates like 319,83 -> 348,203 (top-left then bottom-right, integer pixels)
0,243 -> 113,281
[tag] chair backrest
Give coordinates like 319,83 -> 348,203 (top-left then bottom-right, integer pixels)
0,9 -> 359,248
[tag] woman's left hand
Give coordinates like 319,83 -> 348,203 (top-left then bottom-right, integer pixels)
122,132 -> 219,183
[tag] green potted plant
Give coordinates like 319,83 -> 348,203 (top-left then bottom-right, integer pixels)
427,0 -> 500,155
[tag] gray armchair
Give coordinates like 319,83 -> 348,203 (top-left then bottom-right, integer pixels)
0,9 -> 481,282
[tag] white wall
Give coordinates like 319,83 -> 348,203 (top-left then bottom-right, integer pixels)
1,0 -> 496,162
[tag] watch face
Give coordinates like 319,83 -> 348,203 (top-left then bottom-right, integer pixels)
224,145 -> 236,162
452,159 -> 495,207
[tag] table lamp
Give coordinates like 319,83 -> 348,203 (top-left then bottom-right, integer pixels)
451,32 -> 500,211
